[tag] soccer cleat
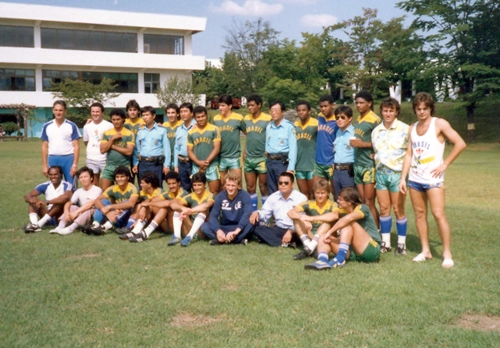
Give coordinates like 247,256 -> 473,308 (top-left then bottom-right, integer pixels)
24,223 -> 41,233
395,243 -> 407,256
209,239 -> 221,246
240,239 -> 248,246
57,227 -> 73,235
115,227 -> 131,235
119,231 -> 136,240
180,236 -> 192,247
293,249 -> 311,260
304,260 -> 332,270
380,242 -> 392,253
90,226 -> 104,236
128,231 -> 148,243
49,227 -> 61,234
80,224 -> 94,235
328,257 -> 346,268
167,236 -> 181,246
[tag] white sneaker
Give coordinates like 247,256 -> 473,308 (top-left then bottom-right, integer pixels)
58,227 -> 73,235
49,227 -> 61,234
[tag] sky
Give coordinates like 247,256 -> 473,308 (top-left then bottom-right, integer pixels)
10,0 -> 413,60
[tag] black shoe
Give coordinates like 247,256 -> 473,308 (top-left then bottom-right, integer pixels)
81,225 -> 94,235
380,242 -> 392,253
209,239 -> 221,246
395,243 -> 406,256
129,231 -> 148,243
119,231 -> 136,240
115,227 -> 131,235
91,226 -> 104,236
293,249 -> 310,260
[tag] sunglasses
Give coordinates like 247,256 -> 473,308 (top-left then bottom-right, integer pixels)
278,181 -> 291,186
335,115 -> 348,120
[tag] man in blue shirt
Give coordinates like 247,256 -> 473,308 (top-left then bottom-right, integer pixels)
265,101 -> 297,194
201,172 -> 253,245
132,106 -> 170,186
333,105 -> 356,201
173,102 -> 196,192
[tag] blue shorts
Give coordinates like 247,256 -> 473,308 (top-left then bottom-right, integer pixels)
408,180 -> 443,192
219,157 -> 241,171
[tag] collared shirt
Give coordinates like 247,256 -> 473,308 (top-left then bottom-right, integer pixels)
258,189 -> 307,230
372,119 -> 409,171
333,125 -> 355,164
40,119 -> 81,156
265,119 -> 297,171
133,123 -> 170,166
173,120 -> 196,166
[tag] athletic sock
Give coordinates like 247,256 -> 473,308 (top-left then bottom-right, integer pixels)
144,221 -> 158,238
300,234 -> 311,247
250,193 -> 258,211
380,215 -> 392,247
173,212 -> 182,238
91,221 -> 100,229
318,252 -> 329,262
67,222 -> 79,233
187,213 -> 206,239
102,221 -> 113,231
308,235 -> 320,252
335,242 -> 350,264
132,219 -> 145,234
58,219 -> 67,229
29,213 -> 38,224
261,195 -> 268,206
396,217 -> 407,245
127,218 -> 136,230
37,214 -> 51,228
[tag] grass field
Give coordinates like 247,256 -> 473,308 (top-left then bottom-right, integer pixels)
1,140 -> 499,347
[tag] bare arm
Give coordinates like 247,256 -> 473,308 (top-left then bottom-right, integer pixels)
432,118 -> 466,178
325,210 -> 363,238
41,141 -> 49,177
111,142 -> 134,157
287,206 -> 304,221
71,139 -> 80,176
47,190 -> 73,206
206,140 -> 221,164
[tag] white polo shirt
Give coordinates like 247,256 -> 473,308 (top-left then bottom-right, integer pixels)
35,180 -> 72,209
40,119 -> 81,156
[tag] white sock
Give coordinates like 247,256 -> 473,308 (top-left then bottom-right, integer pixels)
382,233 -> 391,247
29,213 -> 38,224
144,221 -> 158,237
67,222 -> 79,232
91,221 -> 100,228
132,220 -> 146,233
37,214 -> 51,228
173,212 -> 182,238
187,213 -> 206,239
308,236 -> 320,251
103,221 -> 113,231
398,235 -> 407,245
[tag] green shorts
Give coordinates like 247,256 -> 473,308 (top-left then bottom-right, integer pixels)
313,163 -> 333,180
354,165 -> 376,185
375,167 -> 404,192
353,239 -> 380,262
219,157 -> 241,171
102,163 -> 120,181
244,157 -> 267,174
193,163 -> 220,182
296,171 -> 314,180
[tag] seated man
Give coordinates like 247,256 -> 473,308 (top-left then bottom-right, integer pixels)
50,166 -> 103,235
288,179 -> 340,260
305,187 -> 381,270
23,166 -> 72,233
117,171 -> 163,242
83,166 -> 139,235
249,172 -> 307,247
201,172 -> 253,245
169,172 -> 214,247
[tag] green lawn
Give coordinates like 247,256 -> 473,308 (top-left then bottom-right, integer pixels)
1,140 -> 499,347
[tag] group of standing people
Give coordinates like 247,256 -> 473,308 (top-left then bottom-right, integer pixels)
22,90 -> 465,269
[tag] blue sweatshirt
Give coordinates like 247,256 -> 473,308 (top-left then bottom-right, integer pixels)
209,189 -> 253,231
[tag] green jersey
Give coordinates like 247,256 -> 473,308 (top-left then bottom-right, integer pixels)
101,127 -> 135,167
178,190 -> 214,208
294,117 -> 318,172
353,110 -> 381,167
163,120 -> 183,164
244,112 -> 271,158
297,199 -> 339,233
161,187 -> 189,200
187,123 -> 221,164
354,204 -> 381,243
139,187 -> 163,203
213,112 -> 246,159
124,118 -> 145,136
103,183 -> 139,203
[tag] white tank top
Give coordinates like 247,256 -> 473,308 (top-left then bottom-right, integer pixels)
409,118 -> 445,184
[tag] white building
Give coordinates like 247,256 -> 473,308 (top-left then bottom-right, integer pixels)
0,2 -> 206,135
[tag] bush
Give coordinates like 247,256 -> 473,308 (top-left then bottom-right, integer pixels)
1,122 -> 19,135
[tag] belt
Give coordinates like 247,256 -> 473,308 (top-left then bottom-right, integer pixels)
140,156 -> 162,162
178,155 -> 191,163
266,153 -> 288,161
333,163 -> 353,171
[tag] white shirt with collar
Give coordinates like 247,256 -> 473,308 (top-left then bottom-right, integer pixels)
258,189 -> 307,230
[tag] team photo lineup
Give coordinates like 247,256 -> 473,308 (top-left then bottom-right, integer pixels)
25,90 -> 466,270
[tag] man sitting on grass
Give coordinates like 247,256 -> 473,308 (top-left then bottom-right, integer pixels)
83,166 -> 139,235
50,166 -> 102,235
23,166 -> 72,233
201,172 -> 253,245
305,187 -> 381,270
168,172 -> 214,247
288,179 -> 340,260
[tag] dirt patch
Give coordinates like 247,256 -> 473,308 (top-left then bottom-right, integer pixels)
221,283 -> 238,291
66,253 -> 100,259
455,314 -> 500,332
171,313 -> 223,328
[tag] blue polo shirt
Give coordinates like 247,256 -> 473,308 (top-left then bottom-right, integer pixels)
133,123 -> 170,166
173,120 -> 196,167
265,119 -> 297,171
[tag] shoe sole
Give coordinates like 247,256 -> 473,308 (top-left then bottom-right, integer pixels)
304,264 -> 331,270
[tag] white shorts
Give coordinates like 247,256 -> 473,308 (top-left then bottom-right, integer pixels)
86,158 -> 107,173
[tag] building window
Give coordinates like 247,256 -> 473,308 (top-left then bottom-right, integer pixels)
144,73 -> 160,93
0,25 -> 34,47
144,34 -> 184,55
0,69 -> 35,91
41,28 -> 137,53
42,70 -> 138,93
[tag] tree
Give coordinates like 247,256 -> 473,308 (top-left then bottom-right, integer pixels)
398,0 -> 500,142
156,76 -> 201,107
51,78 -> 119,125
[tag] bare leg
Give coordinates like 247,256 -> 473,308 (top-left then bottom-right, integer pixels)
297,179 -> 311,199
208,180 -> 220,195
245,171 -> 257,195
93,173 -> 100,187
258,173 -> 268,197
362,183 -> 379,229
409,188 -> 432,259
100,178 -> 113,191
427,187 -> 452,261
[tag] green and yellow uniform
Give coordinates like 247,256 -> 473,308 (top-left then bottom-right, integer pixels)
163,120 -> 184,167
101,127 -> 135,167
352,110 -> 381,168
187,124 -> 221,165
139,187 -> 163,202
161,188 -> 189,201
124,118 -> 145,137
213,112 -> 246,160
243,112 -> 271,173
297,199 -> 339,234
350,203 -> 381,262
294,117 -> 318,173
178,191 -> 215,221
103,183 -> 139,203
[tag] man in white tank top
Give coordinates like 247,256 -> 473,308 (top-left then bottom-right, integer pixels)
399,92 -> 466,268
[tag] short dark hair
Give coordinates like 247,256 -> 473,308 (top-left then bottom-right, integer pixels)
179,102 -> 193,112
279,171 -> 295,183
114,166 -> 131,179
110,108 -> 126,119
412,92 -> 435,116
191,172 -> 207,184
126,99 -> 140,111
90,102 -> 104,112
193,105 -> 208,116
140,171 -> 160,189
338,187 -> 362,206
355,90 -> 373,103
76,166 -> 95,182
247,94 -> 262,106
380,97 -> 401,115
166,103 -> 180,114
165,171 -> 181,183
48,165 -> 63,176
141,106 -> 156,116
53,100 -> 67,109
334,105 -> 353,118
319,95 -> 334,104
218,94 -> 233,105
270,100 -> 286,112
296,100 -> 311,111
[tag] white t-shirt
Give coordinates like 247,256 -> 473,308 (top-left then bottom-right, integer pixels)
71,185 -> 103,206
35,180 -> 72,209
40,119 -> 81,156
83,120 -> 113,162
